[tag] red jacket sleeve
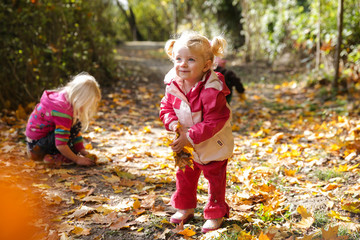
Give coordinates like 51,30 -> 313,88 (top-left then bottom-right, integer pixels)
159,93 -> 179,131
188,88 -> 230,144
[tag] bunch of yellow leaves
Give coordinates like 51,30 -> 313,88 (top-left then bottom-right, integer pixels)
172,123 -> 194,171
173,145 -> 194,171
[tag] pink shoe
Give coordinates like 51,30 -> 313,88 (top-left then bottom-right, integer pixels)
201,218 -> 223,233
43,154 -> 74,166
170,209 -> 194,224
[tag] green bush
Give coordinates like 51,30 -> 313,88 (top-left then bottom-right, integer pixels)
0,0 -> 117,110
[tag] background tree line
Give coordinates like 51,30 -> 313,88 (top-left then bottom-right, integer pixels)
1,0 -> 359,110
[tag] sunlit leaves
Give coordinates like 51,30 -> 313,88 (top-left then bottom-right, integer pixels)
341,201 -> 360,214
328,211 -> 351,222
294,206 -> 314,230
164,123 -> 194,171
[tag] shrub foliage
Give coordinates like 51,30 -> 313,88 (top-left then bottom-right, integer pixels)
0,0 -> 117,110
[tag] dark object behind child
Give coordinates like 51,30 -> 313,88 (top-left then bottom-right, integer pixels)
214,66 -> 245,103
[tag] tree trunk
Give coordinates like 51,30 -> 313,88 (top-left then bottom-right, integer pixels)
332,0 -> 344,93
116,1 -> 144,41
240,0 -> 251,62
316,0 -> 321,71
172,0 -> 178,35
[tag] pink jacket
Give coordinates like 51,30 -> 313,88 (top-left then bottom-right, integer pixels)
26,90 -> 84,152
160,69 -> 234,164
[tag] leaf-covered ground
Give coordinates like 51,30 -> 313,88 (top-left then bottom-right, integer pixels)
1,43 -> 360,240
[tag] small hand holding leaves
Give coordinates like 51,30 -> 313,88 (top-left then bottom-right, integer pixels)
170,123 -> 194,171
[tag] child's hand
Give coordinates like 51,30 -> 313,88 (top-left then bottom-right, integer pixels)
75,155 -> 95,166
170,132 -> 190,153
79,149 -> 89,156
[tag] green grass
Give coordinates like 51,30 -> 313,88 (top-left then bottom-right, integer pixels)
313,210 -> 330,228
338,225 -> 360,240
314,169 -> 344,181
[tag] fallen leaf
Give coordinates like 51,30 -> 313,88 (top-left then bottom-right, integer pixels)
259,231 -> 276,240
294,206 -> 314,230
322,225 -> 349,240
328,210 -> 351,222
109,216 -> 135,230
68,205 -> 94,219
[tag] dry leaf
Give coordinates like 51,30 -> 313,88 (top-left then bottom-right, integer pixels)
109,216 -> 135,230
294,206 -> 314,230
322,225 -> 349,240
68,205 -> 94,219
178,227 -> 196,237
259,231 -> 276,240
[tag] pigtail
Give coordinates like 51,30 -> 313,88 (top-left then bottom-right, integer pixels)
211,36 -> 227,58
164,39 -> 176,59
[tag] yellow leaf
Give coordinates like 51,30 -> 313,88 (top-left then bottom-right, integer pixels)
329,144 -> 341,151
322,183 -> 341,191
266,147 -> 273,153
133,198 -> 141,209
239,93 -> 246,101
297,206 -> 311,218
240,154 -> 248,161
112,185 -> 124,193
322,225 -> 349,240
294,206 -> 314,230
335,164 -> 348,172
178,227 -> 196,237
72,226 -> 91,236
142,126 -> 152,133
69,184 -> 83,192
232,124 -> 240,131
259,231 -> 276,240
174,147 -> 194,172
251,129 -> 263,137
253,95 -> 262,100
348,163 -> 359,171
96,205 -> 113,215
15,104 -> 27,119
161,219 -> 171,224
94,127 -> 104,133
341,201 -> 360,214
270,132 -> 284,144
328,210 -> 351,222
284,168 -> 296,177
85,143 -> 93,150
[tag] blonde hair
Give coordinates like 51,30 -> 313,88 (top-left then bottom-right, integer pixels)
63,72 -> 101,131
165,31 -> 227,63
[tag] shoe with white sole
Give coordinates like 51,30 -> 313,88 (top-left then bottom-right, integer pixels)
201,218 -> 223,233
170,209 -> 194,224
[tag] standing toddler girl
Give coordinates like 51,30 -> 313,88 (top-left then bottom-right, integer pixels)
159,31 -> 234,233
26,72 -> 101,166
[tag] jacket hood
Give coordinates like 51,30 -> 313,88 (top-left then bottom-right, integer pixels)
40,90 -> 72,114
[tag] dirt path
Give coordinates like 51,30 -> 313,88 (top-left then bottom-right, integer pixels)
1,42 -> 359,240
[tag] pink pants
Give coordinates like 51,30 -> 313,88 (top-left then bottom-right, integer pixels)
170,159 -> 229,219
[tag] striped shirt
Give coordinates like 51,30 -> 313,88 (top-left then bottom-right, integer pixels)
25,90 -> 84,152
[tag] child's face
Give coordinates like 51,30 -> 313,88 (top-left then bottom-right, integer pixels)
173,45 -> 211,84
